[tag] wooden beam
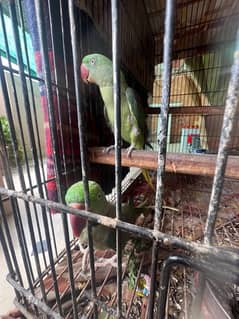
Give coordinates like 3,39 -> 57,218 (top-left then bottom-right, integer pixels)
145,106 -> 226,115
88,147 -> 239,180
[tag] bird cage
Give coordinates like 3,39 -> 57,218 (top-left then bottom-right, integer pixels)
0,0 -> 238,318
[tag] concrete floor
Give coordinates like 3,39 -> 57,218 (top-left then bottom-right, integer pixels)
0,205 -> 66,314
0,162 -> 68,315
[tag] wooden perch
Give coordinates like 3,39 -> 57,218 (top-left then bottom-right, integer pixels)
88,147 -> 239,179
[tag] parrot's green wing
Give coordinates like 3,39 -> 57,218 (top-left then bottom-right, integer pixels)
103,105 -> 113,131
125,87 -> 145,132
126,87 -> 153,152
126,88 -> 155,190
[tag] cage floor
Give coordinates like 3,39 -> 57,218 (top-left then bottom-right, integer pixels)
21,175 -> 238,318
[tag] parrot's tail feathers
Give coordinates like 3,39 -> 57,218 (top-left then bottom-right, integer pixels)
142,169 -> 155,192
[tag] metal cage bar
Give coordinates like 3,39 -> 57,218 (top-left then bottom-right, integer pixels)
59,0 -> 77,174
148,1 -> 175,317
17,0 -> 51,269
34,0 -> 75,315
111,0 -> 123,317
68,1 -> 98,318
157,254 -> 239,318
204,30 -> 239,244
0,186 -> 238,265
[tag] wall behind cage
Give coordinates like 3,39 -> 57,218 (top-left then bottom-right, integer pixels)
147,47 -> 239,154
77,0 -> 155,94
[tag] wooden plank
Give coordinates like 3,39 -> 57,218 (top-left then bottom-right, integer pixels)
89,147 -> 239,179
145,106 -> 226,115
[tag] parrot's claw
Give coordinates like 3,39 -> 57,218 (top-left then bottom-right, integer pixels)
95,254 -> 117,269
126,145 -> 135,158
104,145 -> 115,153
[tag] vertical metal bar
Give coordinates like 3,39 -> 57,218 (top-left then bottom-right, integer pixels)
16,0 -> 51,268
0,3 -> 36,284
0,123 -> 24,288
0,123 -> 37,312
59,0 -> 76,173
0,59 -> 37,292
157,256 -> 191,319
68,2 -> 98,318
111,0 -> 122,318
111,0 -> 122,224
192,27 -> 239,319
148,1 -> 175,318
157,259 -> 171,319
47,0 -> 68,185
68,2 -> 89,206
0,199 -> 22,301
0,213 -> 20,299
204,30 -> 239,243
154,0 -> 175,230
0,3 -> 33,182
8,1 -> 52,306
9,2 -> 41,194
0,198 -> 22,284
34,0 -> 78,316
20,0 -> 59,261
157,254 -> 239,318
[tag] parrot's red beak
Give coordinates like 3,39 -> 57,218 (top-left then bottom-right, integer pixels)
80,64 -> 89,83
69,203 -> 87,237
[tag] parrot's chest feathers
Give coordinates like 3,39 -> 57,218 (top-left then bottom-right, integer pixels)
100,87 -> 139,143
100,87 -> 115,123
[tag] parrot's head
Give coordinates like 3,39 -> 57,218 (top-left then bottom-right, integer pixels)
65,180 -> 108,237
81,53 -> 113,86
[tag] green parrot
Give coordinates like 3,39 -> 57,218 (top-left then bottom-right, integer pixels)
80,53 -> 154,190
65,180 -> 151,271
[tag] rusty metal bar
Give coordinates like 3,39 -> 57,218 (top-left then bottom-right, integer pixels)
0,210 -> 20,300
7,275 -> 63,319
111,0 -> 123,317
68,1 -> 98,318
154,0 -> 175,227
47,0 -> 68,186
149,0 -> 175,316
59,0 -> 76,172
13,0 -> 49,272
0,188 -> 238,269
204,30 -> 239,244
14,300 -> 39,319
157,255 -> 239,318
191,26 -> 239,319
34,0 -> 74,315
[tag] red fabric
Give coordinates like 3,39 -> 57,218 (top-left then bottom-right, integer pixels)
34,50 -> 80,212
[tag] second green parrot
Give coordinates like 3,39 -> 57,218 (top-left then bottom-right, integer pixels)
65,180 -> 151,270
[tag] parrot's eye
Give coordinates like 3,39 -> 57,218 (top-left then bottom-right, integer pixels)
97,192 -> 102,200
90,58 -> 96,66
